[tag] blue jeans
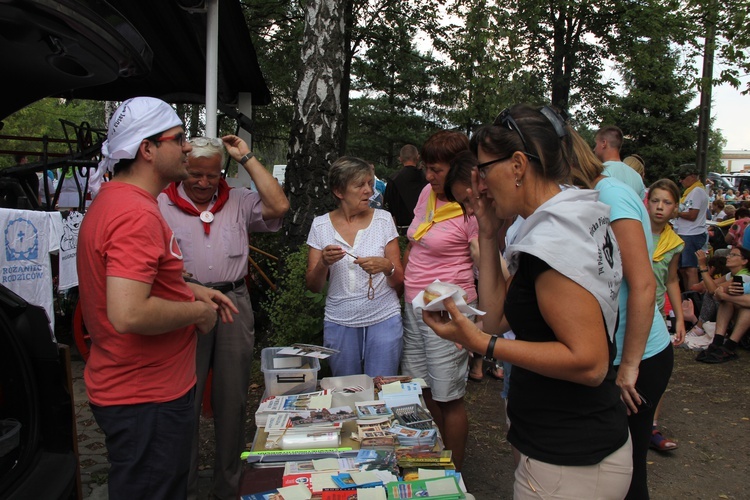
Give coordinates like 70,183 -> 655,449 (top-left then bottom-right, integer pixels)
91,387 -> 195,500
323,314 -> 403,377
679,232 -> 708,268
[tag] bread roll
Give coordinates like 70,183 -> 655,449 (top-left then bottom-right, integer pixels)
423,282 -> 466,304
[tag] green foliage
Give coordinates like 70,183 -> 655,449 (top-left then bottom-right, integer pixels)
599,37 -> 701,183
347,12 -> 439,172
262,245 -> 326,348
241,0 -> 304,156
430,0 -> 545,131
0,98 -> 105,168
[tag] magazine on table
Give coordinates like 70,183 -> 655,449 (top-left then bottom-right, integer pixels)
355,400 -> 393,419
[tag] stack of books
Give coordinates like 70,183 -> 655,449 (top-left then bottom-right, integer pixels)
395,450 -> 454,470
282,458 -> 357,494
387,425 -> 437,448
356,418 -> 396,449
354,449 -> 399,475
264,407 -> 357,450
355,400 -> 393,419
255,390 -> 332,427
280,457 -> 397,498
377,381 -> 423,409
384,476 -> 465,499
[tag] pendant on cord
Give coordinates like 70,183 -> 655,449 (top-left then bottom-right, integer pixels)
200,211 -> 215,224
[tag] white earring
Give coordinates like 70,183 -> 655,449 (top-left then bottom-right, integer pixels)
515,178 -> 522,188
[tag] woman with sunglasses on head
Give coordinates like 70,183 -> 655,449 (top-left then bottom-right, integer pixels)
424,105 -> 631,498
306,156 -> 404,378
401,131 -> 479,471
567,128 -> 673,500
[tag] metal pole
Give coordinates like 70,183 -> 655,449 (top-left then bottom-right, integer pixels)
696,0 -> 717,179
205,0 -> 219,137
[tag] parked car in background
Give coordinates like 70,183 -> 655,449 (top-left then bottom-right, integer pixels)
708,172 -> 735,192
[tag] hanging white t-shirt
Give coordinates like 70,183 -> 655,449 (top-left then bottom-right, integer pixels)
0,208 -> 62,339
58,211 -> 83,290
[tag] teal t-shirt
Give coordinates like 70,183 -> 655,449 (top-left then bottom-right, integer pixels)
596,177 -> 671,365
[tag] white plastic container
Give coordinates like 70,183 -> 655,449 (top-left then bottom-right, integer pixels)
261,347 -> 320,396
320,374 -> 375,408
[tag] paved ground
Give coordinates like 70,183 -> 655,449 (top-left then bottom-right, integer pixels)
71,359 -> 213,499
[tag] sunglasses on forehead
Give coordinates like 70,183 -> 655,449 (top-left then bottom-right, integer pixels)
190,137 -> 223,147
492,106 -> 569,163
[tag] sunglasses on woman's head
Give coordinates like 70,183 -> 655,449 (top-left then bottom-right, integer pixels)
493,109 -> 541,162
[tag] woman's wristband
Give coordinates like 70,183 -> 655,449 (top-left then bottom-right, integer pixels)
699,268 -> 708,274
484,335 -> 499,362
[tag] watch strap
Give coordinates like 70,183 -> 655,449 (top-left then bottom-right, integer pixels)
484,335 -> 499,362
239,152 -> 255,165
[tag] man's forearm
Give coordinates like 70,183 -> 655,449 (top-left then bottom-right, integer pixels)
109,296 -> 210,336
242,156 -> 289,219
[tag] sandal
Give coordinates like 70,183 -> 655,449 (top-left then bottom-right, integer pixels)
468,373 -> 483,383
696,343 -> 719,362
650,429 -> 678,452
486,367 -> 504,381
686,325 -> 705,337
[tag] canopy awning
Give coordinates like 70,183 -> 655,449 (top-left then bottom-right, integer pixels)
0,0 -> 270,120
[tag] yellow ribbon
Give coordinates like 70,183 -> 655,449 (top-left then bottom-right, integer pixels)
412,189 -> 464,241
653,224 -> 684,262
680,180 -> 704,204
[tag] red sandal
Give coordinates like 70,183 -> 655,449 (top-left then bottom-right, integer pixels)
650,428 -> 678,451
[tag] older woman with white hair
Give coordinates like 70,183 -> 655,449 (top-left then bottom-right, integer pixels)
306,156 -> 404,377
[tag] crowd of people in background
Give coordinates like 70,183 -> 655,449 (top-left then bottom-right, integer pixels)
73,96 -> 750,500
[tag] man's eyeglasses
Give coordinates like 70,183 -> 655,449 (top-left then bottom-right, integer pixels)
190,137 -> 223,148
493,109 -> 541,162
476,153 -> 513,180
728,252 -> 742,257
154,132 -> 186,147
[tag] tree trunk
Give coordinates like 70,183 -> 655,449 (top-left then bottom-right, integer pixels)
283,0 -> 347,249
339,0 -> 354,155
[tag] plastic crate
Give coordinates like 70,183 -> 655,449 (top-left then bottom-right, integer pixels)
261,347 -> 320,396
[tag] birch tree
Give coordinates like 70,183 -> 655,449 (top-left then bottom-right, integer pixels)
283,0 -> 347,247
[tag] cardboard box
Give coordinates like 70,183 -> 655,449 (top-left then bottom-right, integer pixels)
320,374 -> 375,408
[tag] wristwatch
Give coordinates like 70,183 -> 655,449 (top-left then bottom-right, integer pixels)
239,151 -> 255,165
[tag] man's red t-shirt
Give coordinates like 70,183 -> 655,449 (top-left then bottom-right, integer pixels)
77,182 -> 197,406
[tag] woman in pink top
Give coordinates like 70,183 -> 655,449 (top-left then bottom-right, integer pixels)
401,130 -> 479,471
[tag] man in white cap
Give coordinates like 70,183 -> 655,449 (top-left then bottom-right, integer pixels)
77,97 -> 239,500
158,136 -> 288,500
